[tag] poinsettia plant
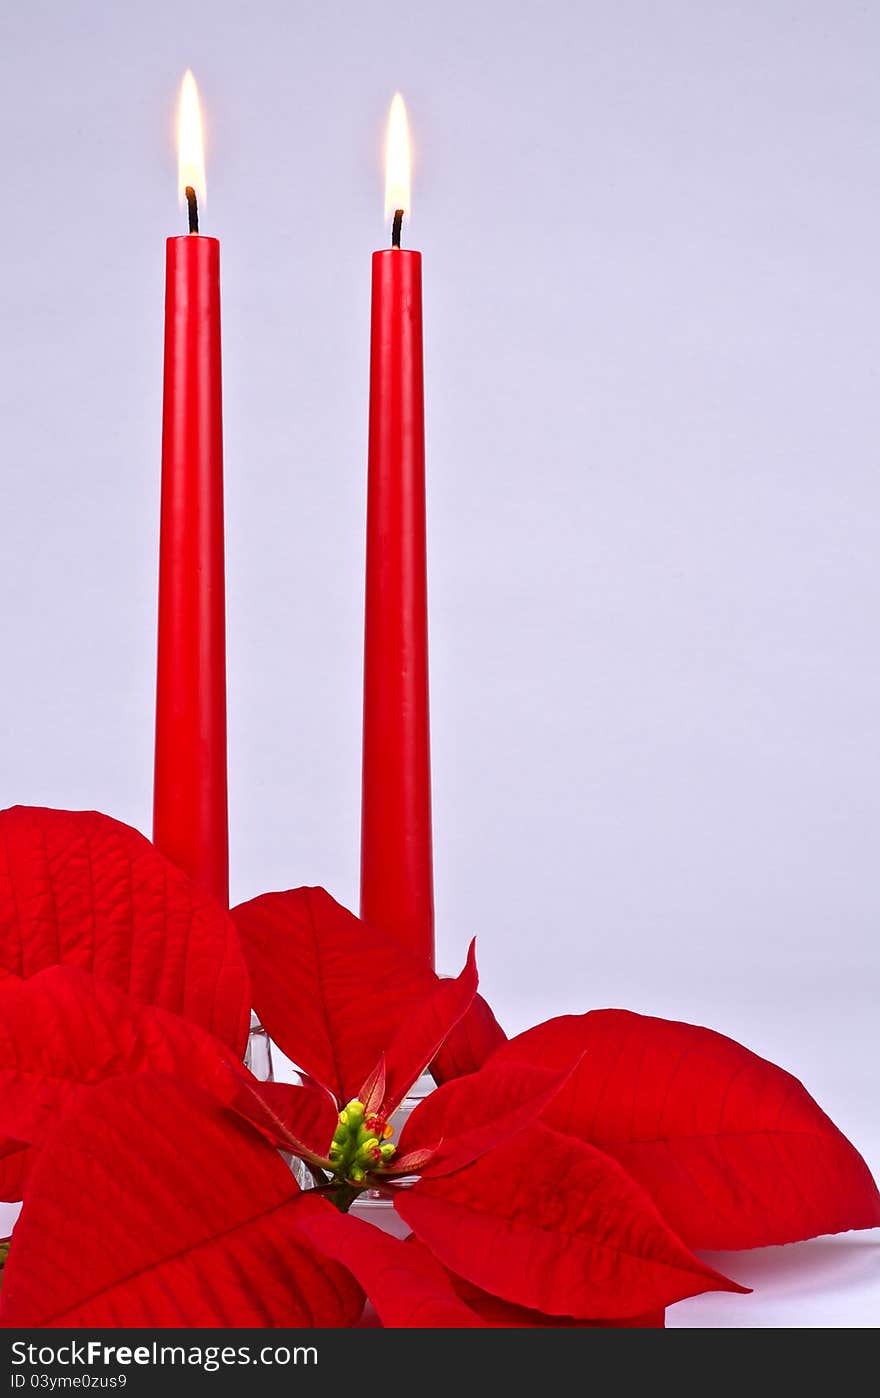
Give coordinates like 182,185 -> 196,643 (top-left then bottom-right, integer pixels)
0,805 -> 877,1328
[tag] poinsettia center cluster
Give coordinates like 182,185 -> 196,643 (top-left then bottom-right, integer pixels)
328,1099 -> 397,1184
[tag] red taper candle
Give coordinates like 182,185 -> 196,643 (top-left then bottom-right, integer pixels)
360,95 -> 434,963
153,72 -> 229,906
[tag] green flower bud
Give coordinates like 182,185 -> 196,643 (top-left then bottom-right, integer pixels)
379,1142 -> 396,1162
357,1135 -> 380,1162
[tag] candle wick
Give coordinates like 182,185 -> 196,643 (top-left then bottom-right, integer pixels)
185,186 -> 199,235
391,209 -> 404,249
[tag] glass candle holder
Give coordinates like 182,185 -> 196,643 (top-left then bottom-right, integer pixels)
243,1011 -> 274,1082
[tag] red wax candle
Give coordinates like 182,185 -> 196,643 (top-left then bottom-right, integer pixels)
360,96 -> 434,964
153,73 -> 229,907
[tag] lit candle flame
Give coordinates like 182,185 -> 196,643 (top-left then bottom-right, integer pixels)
384,93 -> 411,223
177,70 -> 206,206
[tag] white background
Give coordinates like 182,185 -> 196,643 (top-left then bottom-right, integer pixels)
0,1 -> 877,1324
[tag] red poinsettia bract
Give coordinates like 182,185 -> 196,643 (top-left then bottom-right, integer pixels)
0,805 -> 876,1328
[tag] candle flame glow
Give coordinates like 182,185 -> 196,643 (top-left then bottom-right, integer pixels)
177,70 -> 206,206
384,93 -> 411,223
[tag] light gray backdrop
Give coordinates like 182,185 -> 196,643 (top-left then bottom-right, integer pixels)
0,1 -> 877,1325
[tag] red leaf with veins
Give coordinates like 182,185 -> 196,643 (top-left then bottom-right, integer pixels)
0,1074 -> 363,1327
293,1195 -> 486,1327
488,1011 -> 880,1250
385,1146 -> 437,1175
395,1123 -> 747,1319
0,807 -> 250,1053
379,940 -> 478,1115
0,967 -> 246,1144
396,1058 -> 575,1178
358,1056 -> 386,1115
216,1072 -> 337,1165
448,1271 -> 665,1327
0,1139 -> 29,1202
0,967 -> 300,1199
432,993 -> 506,1084
231,887 -> 438,1103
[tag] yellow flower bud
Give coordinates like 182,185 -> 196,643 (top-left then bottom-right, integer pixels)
357,1136 -> 380,1162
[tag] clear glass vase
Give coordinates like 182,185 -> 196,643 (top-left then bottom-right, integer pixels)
244,1011 -> 274,1082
